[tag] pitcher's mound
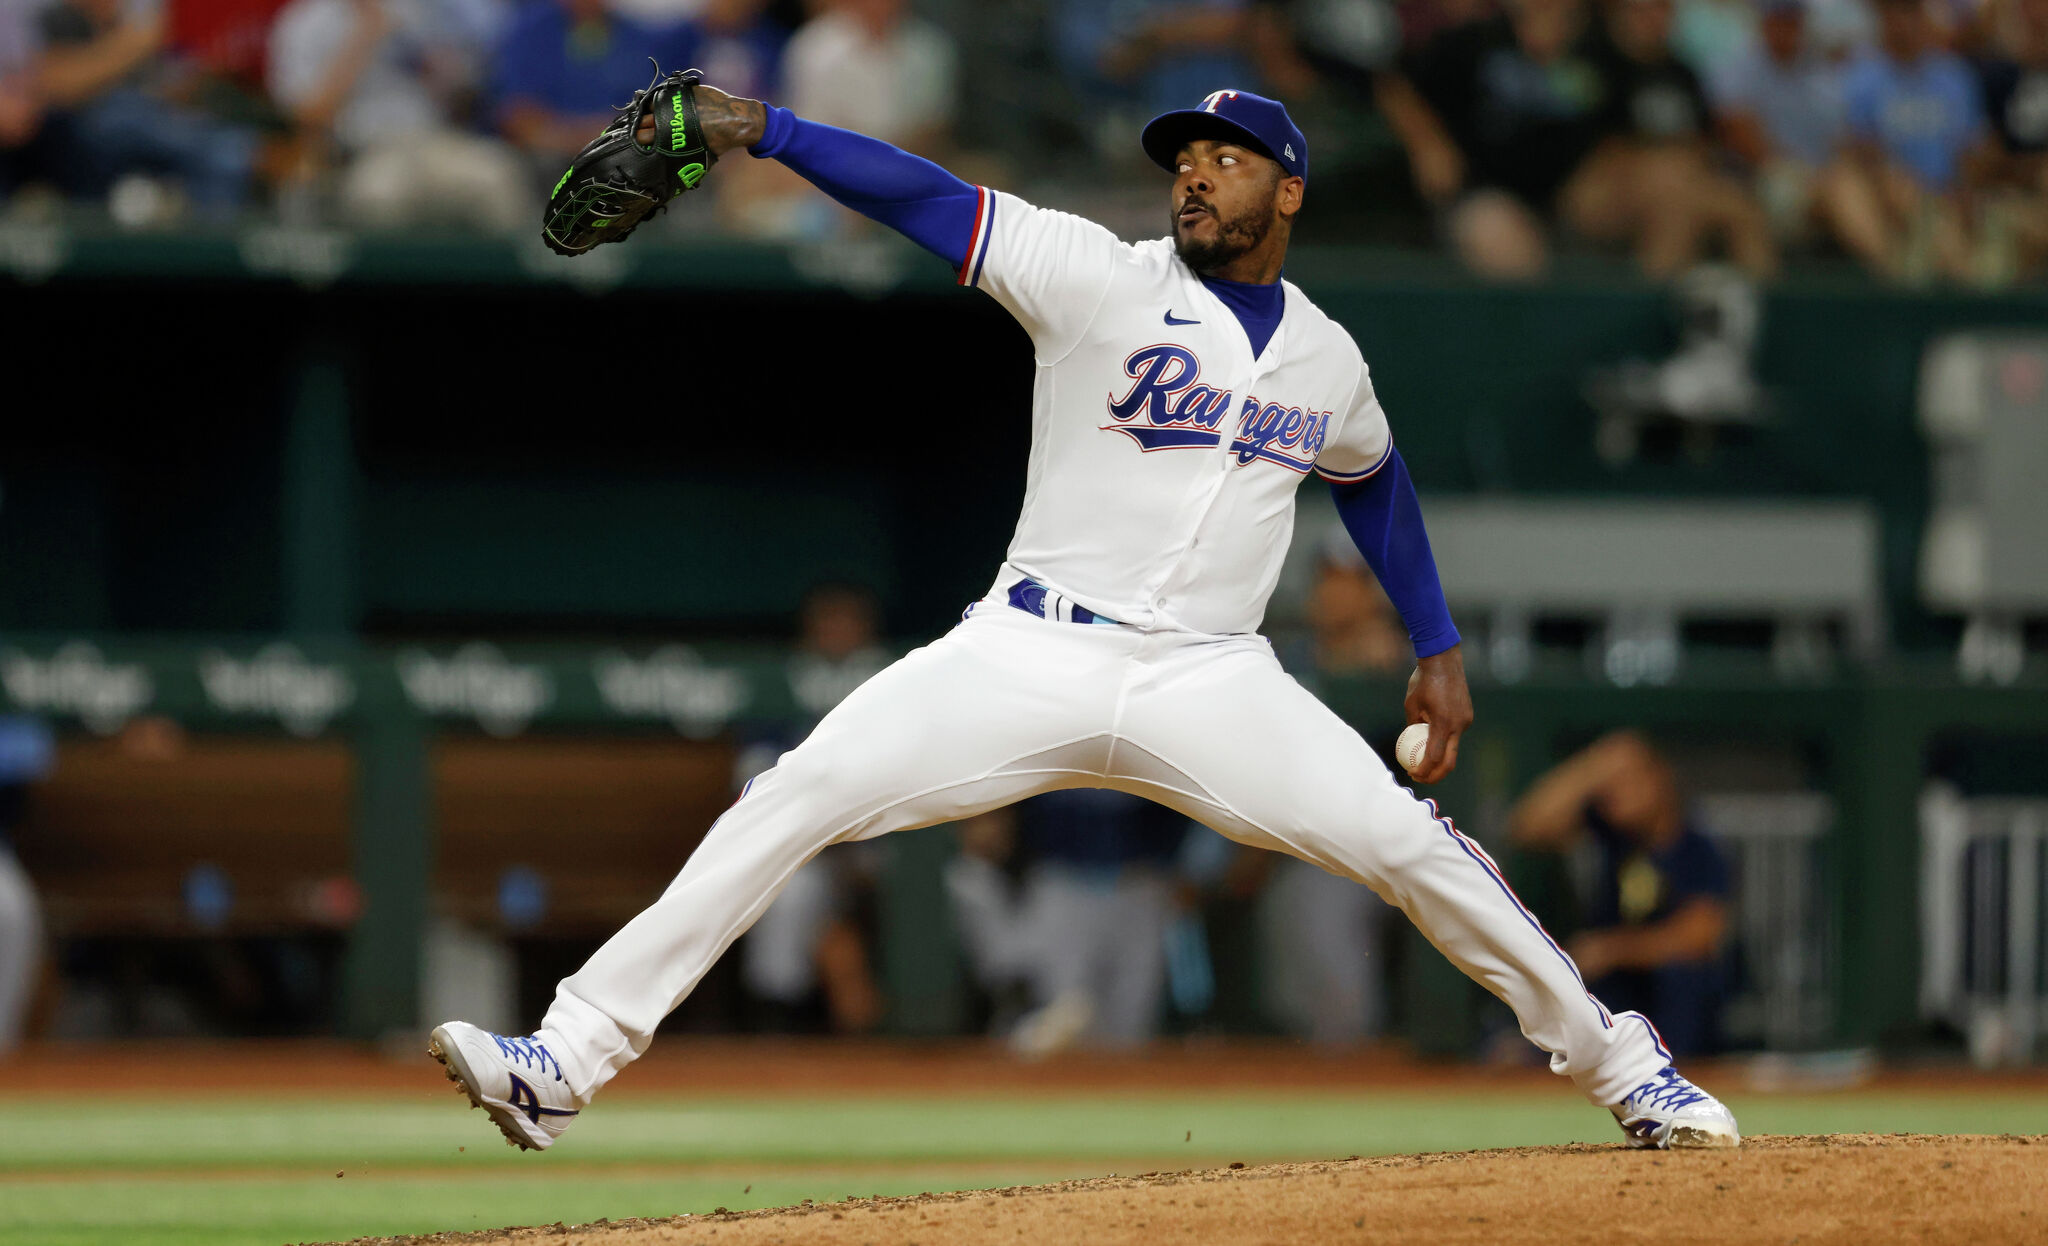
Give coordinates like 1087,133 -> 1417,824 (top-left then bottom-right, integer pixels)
337,1134 -> 2045,1246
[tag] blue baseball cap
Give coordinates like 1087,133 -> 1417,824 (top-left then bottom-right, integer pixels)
1142,89 -> 1308,181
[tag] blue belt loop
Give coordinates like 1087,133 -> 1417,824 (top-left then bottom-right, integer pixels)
1007,578 -> 1120,626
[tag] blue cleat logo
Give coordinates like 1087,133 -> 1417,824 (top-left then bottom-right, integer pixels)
506,1073 -> 580,1125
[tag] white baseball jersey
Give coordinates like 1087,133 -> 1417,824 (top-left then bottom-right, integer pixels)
960,188 -> 1392,636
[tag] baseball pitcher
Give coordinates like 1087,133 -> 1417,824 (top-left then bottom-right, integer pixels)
431,67 -> 1739,1153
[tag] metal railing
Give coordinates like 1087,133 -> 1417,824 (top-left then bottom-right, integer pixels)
1697,793 -> 1837,1050
1919,785 -> 2047,1065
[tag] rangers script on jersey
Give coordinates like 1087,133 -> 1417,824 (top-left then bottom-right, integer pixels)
962,188 -> 1391,635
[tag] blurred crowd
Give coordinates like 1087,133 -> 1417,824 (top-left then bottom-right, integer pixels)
0,0 -> 949,232
1,0 -> 2045,282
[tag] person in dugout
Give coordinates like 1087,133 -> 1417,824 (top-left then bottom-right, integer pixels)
1508,730 -> 1732,1056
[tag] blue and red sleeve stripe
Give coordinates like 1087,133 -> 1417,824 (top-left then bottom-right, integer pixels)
958,186 -> 996,287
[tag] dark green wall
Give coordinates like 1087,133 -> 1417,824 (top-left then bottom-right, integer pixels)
6,255 -> 2044,642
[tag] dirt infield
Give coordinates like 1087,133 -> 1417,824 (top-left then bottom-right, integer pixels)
323,1135 -> 2043,1246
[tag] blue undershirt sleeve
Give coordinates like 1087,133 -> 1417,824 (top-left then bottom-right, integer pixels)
748,105 -> 981,269
1329,447 -> 1461,659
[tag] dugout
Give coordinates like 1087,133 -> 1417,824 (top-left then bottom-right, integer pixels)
6,635 -> 2045,1056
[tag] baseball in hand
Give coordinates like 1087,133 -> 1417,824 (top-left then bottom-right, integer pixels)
1396,723 -> 1431,775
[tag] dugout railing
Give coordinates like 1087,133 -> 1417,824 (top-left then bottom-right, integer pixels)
1919,786 -> 2048,1065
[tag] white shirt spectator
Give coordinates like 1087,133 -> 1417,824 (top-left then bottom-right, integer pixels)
269,0 -> 526,231
783,6 -> 955,147
268,0 -> 504,152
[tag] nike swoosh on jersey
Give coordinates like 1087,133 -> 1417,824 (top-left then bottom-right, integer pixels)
1164,310 -> 1201,325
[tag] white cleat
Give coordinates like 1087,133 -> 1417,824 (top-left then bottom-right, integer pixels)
1610,1065 -> 1741,1150
428,1021 -> 582,1152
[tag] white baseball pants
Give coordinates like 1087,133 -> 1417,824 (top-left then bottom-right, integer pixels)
543,600 -> 1672,1105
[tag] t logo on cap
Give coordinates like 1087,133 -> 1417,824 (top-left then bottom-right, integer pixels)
1142,88 -> 1310,181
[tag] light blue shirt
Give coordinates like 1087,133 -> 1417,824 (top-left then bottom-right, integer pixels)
1054,0 -> 1253,116
1713,47 -> 1846,168
1843,49 -> 1984,190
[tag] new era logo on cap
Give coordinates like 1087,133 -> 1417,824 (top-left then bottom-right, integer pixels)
1141,89 -> 1309,181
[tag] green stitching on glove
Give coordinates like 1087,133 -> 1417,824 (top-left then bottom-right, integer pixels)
552,167 -> 574,196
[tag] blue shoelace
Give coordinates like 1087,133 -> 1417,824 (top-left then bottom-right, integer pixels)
1630,1066 -> 1707,1112
490,1033 -> 565,1082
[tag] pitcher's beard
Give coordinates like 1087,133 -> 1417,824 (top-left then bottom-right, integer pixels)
1174,207 -> 1273,271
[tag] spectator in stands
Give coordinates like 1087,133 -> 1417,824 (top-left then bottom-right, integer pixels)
1822,0 -> 1995,282
1672,0 -> 1755,88
1055,0 -> 1255,119
1806,0 -> 1877,53
269,0 -> 528,231
1249,0 -> 1393,108
31,0 -> 258,217
1387,0 -> 1748,278
492,0 -> 696,166
1936,0 -> 2004,54
1379,0 -> 1609,278
604,0 -> 785,98
1713,0 -> 1848,246
0,717 -> 53,1055
785,0 -> 952,151
1253,0 -> 1492,107
164,0 -> 296,93
735,583 -> 890,1034
1509,730 -> 1731,1056
1247,0 -> 1430,238
0,0 -> 48,199
1582,0 -> 1777,276
1386,0 -> 1773,279
1975,0 -> 2048,278
692,0 -> 787,102
720,0 -> 954,239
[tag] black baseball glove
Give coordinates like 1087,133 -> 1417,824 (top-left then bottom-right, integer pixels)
541,63 -> 714,256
